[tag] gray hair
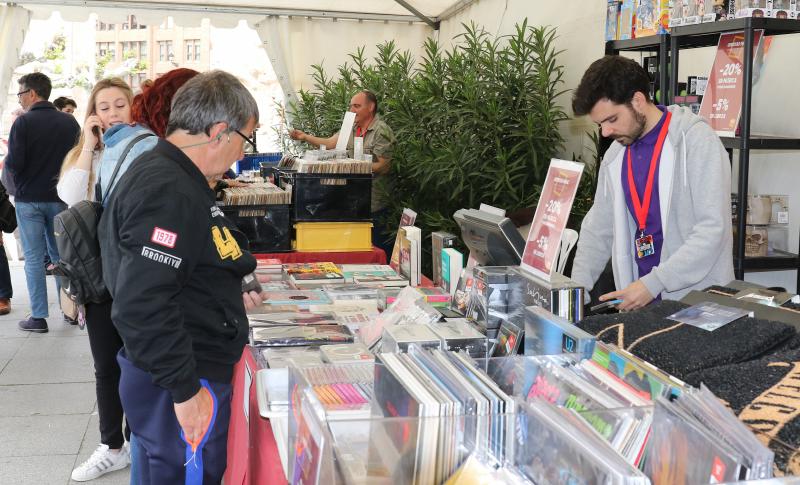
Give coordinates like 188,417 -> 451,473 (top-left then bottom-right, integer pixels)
166,70 -> 258,137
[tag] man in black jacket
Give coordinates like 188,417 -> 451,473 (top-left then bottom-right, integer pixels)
7,72 -> 79,332
100,70 -> 261,484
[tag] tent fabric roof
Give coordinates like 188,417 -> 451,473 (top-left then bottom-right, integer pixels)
17,0 -> 475,27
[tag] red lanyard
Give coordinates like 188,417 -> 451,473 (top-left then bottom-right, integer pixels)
626,111 -> 672,233
356,126 -> 366,137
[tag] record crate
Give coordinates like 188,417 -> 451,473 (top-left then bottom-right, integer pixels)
276,169 -> 372,222
220,204 -> 291,252
235,152 -> 281,174
293,221 -> 372,252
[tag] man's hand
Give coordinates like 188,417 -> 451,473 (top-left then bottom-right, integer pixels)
174,387 -> 213,448
289,129 -> 306,142
242,290 -> 262,311
600,279 -> 654,312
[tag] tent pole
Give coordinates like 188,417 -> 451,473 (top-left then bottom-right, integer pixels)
391,0 -> 439,30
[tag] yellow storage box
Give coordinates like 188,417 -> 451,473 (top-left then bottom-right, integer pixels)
294,222 -> 373,252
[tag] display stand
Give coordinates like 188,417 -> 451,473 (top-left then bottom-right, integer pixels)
669,18 -> 800,288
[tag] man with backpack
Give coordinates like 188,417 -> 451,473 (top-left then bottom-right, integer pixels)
100,70 -> 261,484
6,72 -> 79,332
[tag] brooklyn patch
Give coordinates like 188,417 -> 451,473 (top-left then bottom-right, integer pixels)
141,246 -> 182,269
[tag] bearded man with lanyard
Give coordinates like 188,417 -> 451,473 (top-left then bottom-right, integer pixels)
570,55 -> 734,312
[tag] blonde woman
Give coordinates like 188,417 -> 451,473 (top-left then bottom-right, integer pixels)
57,78 -> 134,481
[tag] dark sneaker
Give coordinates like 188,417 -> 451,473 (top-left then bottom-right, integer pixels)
64,313 -> 78,325
18,316 -> 48,333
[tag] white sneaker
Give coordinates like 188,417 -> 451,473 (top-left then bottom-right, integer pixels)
71,443 -> 130,481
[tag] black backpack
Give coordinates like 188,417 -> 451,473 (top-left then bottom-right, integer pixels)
54,133 -> 153,305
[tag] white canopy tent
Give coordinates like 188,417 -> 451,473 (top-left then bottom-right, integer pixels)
0,0 -> 477,115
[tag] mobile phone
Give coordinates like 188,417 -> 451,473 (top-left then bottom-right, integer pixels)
241,272 -> 262,294
589,299 -> 623,313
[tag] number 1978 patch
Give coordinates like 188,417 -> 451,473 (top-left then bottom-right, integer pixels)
151,227 -> 177,248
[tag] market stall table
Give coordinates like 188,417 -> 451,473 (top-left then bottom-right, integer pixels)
225,346 -> 286,485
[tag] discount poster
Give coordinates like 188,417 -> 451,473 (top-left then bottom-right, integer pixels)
698,30 -> 764,137
521,159 -> 584,281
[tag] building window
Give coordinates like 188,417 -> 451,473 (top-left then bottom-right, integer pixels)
139,41 -> 148,59
130,15 -> 138,29
185,39 -> 200,62
96,42 -> 113,58
158,41 -> 173,62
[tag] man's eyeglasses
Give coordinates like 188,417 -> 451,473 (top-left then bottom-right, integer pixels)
234,129 -> 257,152
16,89 -> 30,98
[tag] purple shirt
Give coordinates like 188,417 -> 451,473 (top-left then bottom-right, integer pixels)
622,107 -> 667,282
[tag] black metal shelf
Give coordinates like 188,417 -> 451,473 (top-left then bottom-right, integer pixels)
671,17 -> 800,49
737,251 -> 800,272
720,137 -> 800,150
606,35 -> 667,52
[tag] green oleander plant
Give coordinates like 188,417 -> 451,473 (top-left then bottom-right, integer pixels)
279,20 -> 595,273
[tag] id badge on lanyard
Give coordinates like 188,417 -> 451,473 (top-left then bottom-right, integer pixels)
628,111 -> 671,260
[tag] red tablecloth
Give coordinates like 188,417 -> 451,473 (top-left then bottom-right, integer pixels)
254,247 -> 386,265
225,347 -> 286,485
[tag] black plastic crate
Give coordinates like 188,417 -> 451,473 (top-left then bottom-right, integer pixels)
277,170 -> 372,222
221,204 -> 291,252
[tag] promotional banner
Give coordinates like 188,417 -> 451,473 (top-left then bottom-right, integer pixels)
699,30 -> 764,137
521,159 -> 585,281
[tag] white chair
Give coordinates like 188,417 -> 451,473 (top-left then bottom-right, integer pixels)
555,228 -> 579,275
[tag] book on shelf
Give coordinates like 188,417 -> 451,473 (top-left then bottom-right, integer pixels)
390,208 -> 417,271
441,248 -> 464,297
398,226 -> 422,287
432,231 -> 457,288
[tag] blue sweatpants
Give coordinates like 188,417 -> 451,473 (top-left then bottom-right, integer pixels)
117,351 -> 232,485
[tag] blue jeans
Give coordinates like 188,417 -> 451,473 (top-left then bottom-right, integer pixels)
15,201 -> 65,318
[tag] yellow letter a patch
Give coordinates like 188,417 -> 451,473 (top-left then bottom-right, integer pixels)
212,226 -> 242,261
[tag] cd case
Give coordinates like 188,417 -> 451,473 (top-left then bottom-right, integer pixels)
250,324 -> 354,347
